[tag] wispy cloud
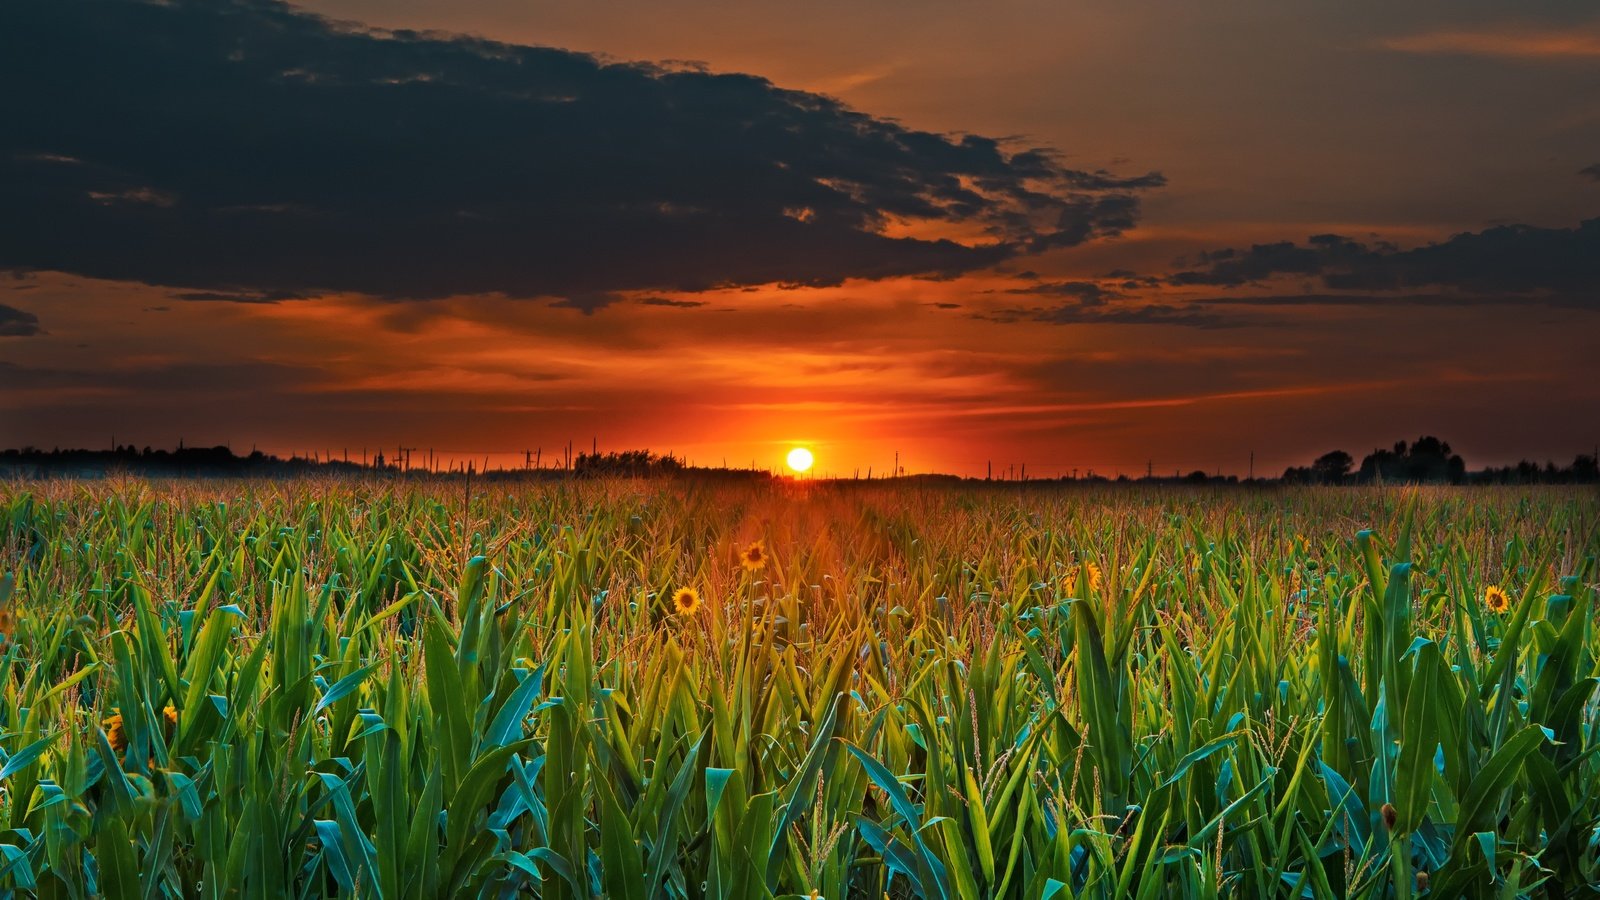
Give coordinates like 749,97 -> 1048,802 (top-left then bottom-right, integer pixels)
1375,27 -> 1600,61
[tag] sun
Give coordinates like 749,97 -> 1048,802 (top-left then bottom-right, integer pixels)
786,447 -> 814,473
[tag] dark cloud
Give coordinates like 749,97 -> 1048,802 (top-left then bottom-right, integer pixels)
548,293 -> 624,315
0,304 -> 42,336
1194,292 -> 1599,311
0,0 -> 1161,303
1582,164 -> 1600,182
637,297 -> 707,308
974,301 -> 1234,329
0,359 -> 324,392
982,276 -> 1243,326
1002,280 -> 1125,304
1170,234 -> 1393,287
1030,304 -> 1234,328
171,289 -> 310,304
1171,218 -> 1600,296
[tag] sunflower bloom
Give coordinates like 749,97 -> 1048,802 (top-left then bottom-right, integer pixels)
164,704 -> 179,730
1085,561 -> 1103,591
740,541 -> 767,572
103,713 -> 127,752
1484,586 -> 1510,614
672,587 -> 702,615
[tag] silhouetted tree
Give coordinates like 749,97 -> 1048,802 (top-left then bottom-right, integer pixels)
1359,436 -> 1465,484
1311,450 -> 1353,484
572,449 -> 685,477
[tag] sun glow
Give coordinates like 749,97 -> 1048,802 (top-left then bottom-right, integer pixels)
786,447 -> 815,473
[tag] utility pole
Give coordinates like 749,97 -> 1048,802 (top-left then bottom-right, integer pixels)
1249,451 -> 1254,481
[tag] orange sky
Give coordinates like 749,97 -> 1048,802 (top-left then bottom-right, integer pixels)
7,267 -> 1596,477
3,0 -> 1599,476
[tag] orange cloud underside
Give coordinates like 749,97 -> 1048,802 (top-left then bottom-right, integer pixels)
4,264 -> 1598,477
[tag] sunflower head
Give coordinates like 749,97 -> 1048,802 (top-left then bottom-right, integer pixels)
102,712 -> 127,752
740,541 -> 767,572
163,704 -> 179,730
1484,585 -> 1510,614
671,587 -> 702,615
1085,561 -> 1103,591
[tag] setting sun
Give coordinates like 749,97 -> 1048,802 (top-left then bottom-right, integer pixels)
786,447 -> 815,473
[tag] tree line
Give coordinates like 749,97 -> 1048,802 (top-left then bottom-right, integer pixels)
1282,437 -> 1599,485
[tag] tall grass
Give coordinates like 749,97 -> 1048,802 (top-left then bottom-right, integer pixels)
0,478 -> 1595,897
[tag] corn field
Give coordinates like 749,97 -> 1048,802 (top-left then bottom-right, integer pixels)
0,478 -> 1596,898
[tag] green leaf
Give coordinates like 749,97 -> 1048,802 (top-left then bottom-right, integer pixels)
312,662 -> 377,716
0,735 -> 54,781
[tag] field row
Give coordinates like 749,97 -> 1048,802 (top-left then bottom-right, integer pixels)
0,481 -> 1594,898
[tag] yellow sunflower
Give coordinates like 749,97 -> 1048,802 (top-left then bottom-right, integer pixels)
740,541 -> 767,572
671,587 -> 702,615
103,713 -> 127,752
163,704 -> 179,730
1085,561 -> 1103,591
1484,585 -> 1510,614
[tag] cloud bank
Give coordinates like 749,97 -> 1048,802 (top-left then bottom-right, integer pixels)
0,0 -> 1161,304
1170,218 -> 1600,300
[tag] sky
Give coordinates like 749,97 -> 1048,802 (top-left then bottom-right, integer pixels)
3,0 -> 1598,477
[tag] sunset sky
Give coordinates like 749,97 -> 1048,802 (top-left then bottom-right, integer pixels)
3,0 -> 1598,476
